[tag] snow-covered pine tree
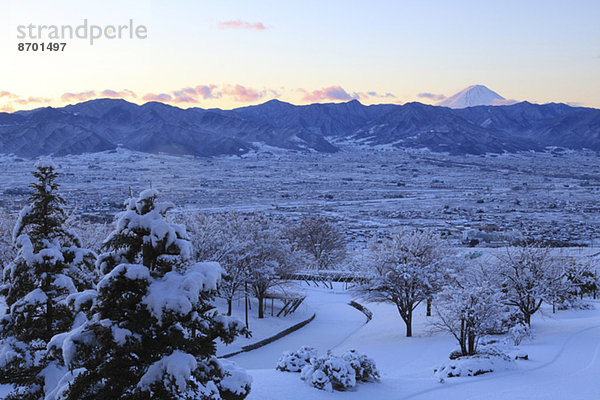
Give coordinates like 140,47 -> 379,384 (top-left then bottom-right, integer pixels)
0,160 -> 96,399
51,189 -> 251,400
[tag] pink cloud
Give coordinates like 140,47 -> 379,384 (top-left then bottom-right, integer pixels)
100,89 -> 136,98
172,87 -> 200,103
142,93 -> 173,102
300,86 -> 356,102
170,86 -> 222,103
222,84 -> 269,102
61,91 -> 97,103
367,91 -> 396,99
14,96 -> 51,105
417,92 -> 447,101
0,104 -> 14,113
195,85 -> 221,99
218,20 -> 267,31
299,87 -> 398,103
0,91 -> 17,99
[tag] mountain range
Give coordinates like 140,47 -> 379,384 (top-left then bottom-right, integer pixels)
0,86 -> 598,157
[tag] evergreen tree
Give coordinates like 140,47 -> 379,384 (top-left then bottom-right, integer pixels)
51,189 -> 251,400
0,160 -> 96,399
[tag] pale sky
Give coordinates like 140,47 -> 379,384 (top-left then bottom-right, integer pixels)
1,0 -> 599,112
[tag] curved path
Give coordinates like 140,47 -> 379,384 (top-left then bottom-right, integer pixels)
230,284 -> 367,369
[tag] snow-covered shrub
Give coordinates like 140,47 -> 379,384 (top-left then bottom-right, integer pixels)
507,323 -> 534,346
217,359 -> 253,400
301,353 -> 356,392
341,349 -> 380,382
298,350 -> 380,392
493,305 -> 526,334
434,354 -> 515,381
276,345 -> 317,372
449,349 -> 463,360
556,298 -> 595,311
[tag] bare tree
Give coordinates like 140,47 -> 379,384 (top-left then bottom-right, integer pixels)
184,212 -> 300,318
495,244 -> 566,326
287,215 -> 346,270
433,265 -> 502,356
245,214 -> 299,318
183,212 -> 251,316
354,229 -> 447,337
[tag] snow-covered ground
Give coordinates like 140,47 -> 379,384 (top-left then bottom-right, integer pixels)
1,281 -> 598,399
234,282 -> 600,400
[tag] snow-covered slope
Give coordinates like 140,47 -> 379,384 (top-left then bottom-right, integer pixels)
226,281 -> 600,400
437,85 -> 516,109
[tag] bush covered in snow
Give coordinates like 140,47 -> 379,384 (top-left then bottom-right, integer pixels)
434,354 -> 515,381
276,345 -> 317,372
277,347 -> 379,392
507,322 -> 534,346
341,349 -> 380,383
556,297 -> 595,311
301,353 -> 356,392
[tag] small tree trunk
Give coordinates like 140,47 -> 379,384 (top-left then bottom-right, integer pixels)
426,298 -> 432,317
227,299 -> 233,316
244,292 -> 249,329
460,319 -> 467,356
45,273 -> 53,340
467,330 -> 476,355
46,297 -> 53,340
405,309 -> 413,337
258,296 -> 264,319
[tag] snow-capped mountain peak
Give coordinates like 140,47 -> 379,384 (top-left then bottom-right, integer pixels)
437,85 -> 515,108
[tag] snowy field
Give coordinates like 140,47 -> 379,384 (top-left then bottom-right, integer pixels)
1,147 -> 600,246
229,282 -> 600,400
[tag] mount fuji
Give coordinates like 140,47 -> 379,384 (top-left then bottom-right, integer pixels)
437,85 -> 517,109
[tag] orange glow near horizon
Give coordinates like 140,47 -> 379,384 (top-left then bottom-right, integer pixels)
1,0 -> 599,111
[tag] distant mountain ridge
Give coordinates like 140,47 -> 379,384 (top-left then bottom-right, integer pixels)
0,94 -> 599,157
